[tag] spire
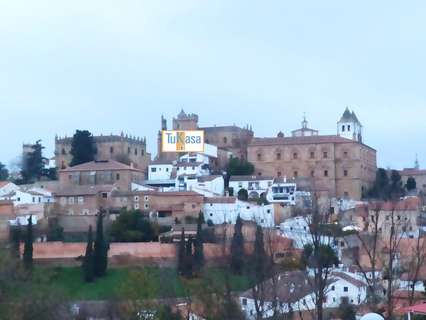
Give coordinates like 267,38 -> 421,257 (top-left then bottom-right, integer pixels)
415,154 -> 420,170
302,112 -> 308,129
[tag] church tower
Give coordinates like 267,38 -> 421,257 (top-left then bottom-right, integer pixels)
337,107 -> 363,142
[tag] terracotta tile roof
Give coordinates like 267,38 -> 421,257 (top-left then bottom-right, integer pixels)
0,181 -> 11,188
60,160 -> 142,172
400,169 -> 426,176
204,196 -> 237,204
150,160 -> 173,165
330,271 -> 367,288
54,185 -> 115,196
241,271 -> 336,303
229,175 -> 274,182
197,175 -> 223,182
249,134 -> 375,151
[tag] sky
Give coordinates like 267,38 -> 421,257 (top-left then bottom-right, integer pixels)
1,0 -> 425,170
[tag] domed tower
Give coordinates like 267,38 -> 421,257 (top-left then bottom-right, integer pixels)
337,107 -> 363,142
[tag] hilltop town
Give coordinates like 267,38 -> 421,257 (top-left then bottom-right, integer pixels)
0,108 -> 424,320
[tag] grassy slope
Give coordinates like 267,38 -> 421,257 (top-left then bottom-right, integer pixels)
41,266 -> 252,301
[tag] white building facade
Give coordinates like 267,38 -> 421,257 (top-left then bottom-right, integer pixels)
203,198 -> 274,228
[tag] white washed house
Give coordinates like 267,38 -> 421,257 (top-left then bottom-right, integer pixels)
229,175 -> 274,199
240,270 -> 367,319
203,197 -> 274,228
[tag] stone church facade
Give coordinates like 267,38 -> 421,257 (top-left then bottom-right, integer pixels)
247,109 -> 377,200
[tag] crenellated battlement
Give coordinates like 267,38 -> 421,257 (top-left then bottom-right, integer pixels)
55,132 -> 147,145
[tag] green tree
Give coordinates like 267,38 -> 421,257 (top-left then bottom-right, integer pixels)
230,216 -> 245,274
227,157 -> 255,176
110,209 -> 157,242
237,188 -> 249,201
21,140 -> 44,183
252,225 -> 266,283
336,300 -> 356,320
184,236 -> 193,278
70,130 -> 96,166
47,219 -> 64,241
406,176 -> 417,191
82,225 -> 95,282
177,229 -> 185,276
94,213 -> 108,278
193,212 -> 204,273
301,243 -> 339,269
389,169 -> 404,199
0,162 -> 9,180
23,215 -> 33,271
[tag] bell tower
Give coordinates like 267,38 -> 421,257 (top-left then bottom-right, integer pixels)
337,107 -> 363,142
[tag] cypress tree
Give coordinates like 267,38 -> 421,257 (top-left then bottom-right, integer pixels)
82,225 -> 95,282
185,236 -> 193,278
230,216 -> 245,274
94,213 -> 108,277
193,212 -> 204,273
23,215 -> 33,271
252,225 -> 266,282
177,229 -> 185,276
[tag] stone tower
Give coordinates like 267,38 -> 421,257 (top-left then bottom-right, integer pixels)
172,109 -> 199,130
337,107 -> 363,142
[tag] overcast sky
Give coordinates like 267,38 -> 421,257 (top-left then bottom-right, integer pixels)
1,0 -> 425,170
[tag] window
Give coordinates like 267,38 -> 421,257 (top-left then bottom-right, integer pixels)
134,203 -> 140,210
348,125 -> 351,131
342,125 -> 345,132
343,151 -> 348,158
78,196 -> 84,204
311,170 -> 315,177
144,196 -> 149,202
344,169 -> 348,177
110,146 -> 114,154
135,148 -> 138,155
82,209 -> 89,215
68,197 -> 74,204
257,153 -> 262,161
331,285 -> 335,291
128,147 -> 131,154
144,203 -> 149,209
192,204 -> 196,209
344,191 -> 349,197
277,171 -> 282,177
310,151 -> 315,159
141,149 -> 145,156
60,197 -> 67,205
116,173 -> 120,180
134,196 -> 140,202
324,170 -> 328,177
293,171 -> 298,178
343,287 -> 348,292
32,197 -> 35,203
102,192 -> 108,199
151,167 -> 157,172
276,153 -> 281,160
242,298 -> 247,306
62,148 -> 66,155
293,152 -> 298,159
323,151 -> 328,159
223,137 -> 228,144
